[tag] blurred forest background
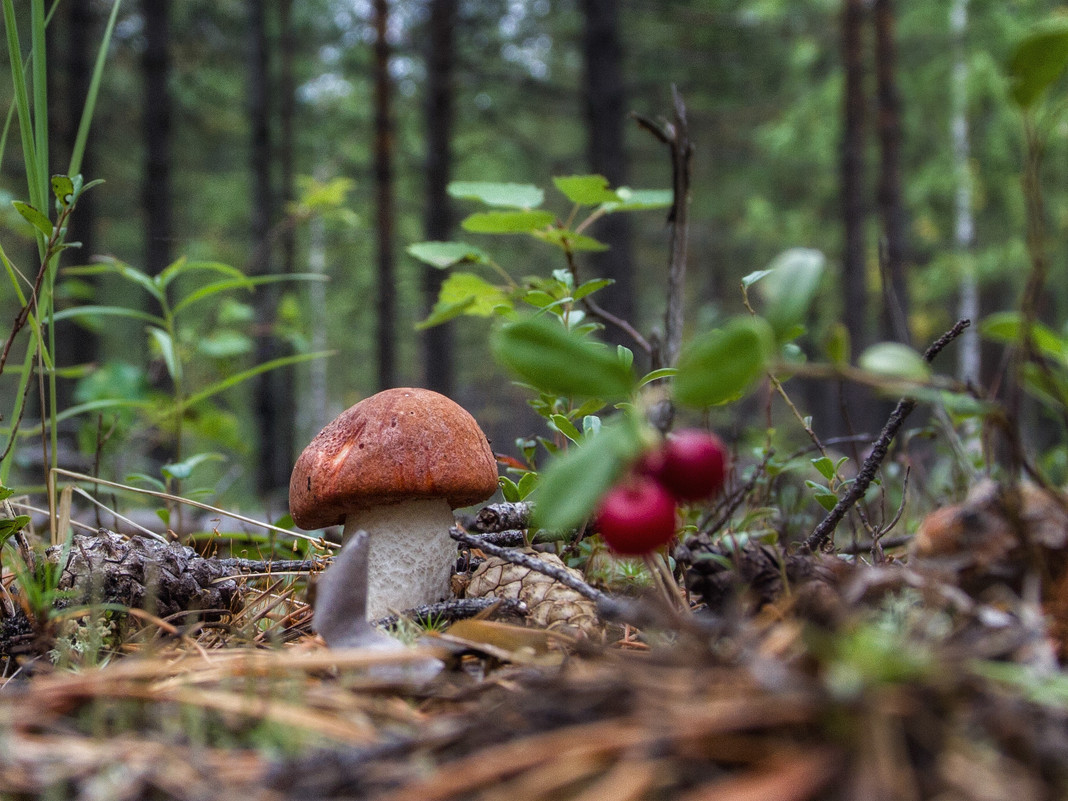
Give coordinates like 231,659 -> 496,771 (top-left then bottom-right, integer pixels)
0,0 -> 1061,520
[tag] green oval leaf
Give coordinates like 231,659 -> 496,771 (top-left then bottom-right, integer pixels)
553,174 -> 621,205
1009,18 -> 1068,109
605,188 -> 673,212
51,174 -> 74,205
532,228 -> 608,252
13,201 -> 52,237
418,272 -> 511,329
492,317 -> 636,400
858,342 -> 932,383
448,181 -> 544,208
406,241 -> 490,269
531,419 -> 645,532
147,326 -> 182,385
755,248 -> 826,341
461,210 -> 556,234
980,311 -> 1068,363
674,317 -> 774,407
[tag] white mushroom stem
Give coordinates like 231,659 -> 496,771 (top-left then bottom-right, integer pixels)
313,529 -> 444,683
341,497 -> 457,620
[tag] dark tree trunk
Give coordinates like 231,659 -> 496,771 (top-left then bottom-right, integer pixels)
55,0 -> 98,410
278,0 -> 297,276
373,0 -> 397,390
421,0 -> 458,396
581,0 -> 635,347
841,0 -> 867,361
831,0 -> 880,438
141,0 -> 173,275
247,0 -> 292,500
873,0 -> 910,344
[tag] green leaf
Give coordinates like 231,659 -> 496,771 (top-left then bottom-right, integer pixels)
66,258 -> 165,303
499,476 -> 521,503
147,326 -> 182,385
492,317 -> 636,400
532,227 -> 608,252
0,515 -> 30,546
406,241 -> 490,269
805,481 -> 839,511
162,452 -> 224,481
549,414 -> 583,444
553,174 -> 621,205
1009,18 -> 1068,109
157,257 -> 246,289
516,471 -> 538,500
573,278 -> 614,301
13,201 -> 51,237
532,419 -> 645,532
51,174 -> 74,205
674,317 -> 774,407
980,311 -> 1068,362
811,456 -> 836,480
448,181 -> 544,208
461,210 -> 555,234
639,367 -> 677,387
417,296 -> 477,329
418,272 -> 510,329
858,343 -> 932,383
755,248 -> 826,341
181,351 -> 333,410
197,330 -> 254,358
50,304 -> 166,328
171,273 -> 327,317
605,188 -> 673,212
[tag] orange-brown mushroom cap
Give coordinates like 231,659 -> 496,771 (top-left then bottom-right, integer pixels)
289,388 -> 499,530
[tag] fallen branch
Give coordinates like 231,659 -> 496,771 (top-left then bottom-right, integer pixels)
802,319 -> 970,553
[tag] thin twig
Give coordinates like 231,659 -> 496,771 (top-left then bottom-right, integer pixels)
450,527 -> 618,610
802,320 -> 970,553
633,86 -> 693,368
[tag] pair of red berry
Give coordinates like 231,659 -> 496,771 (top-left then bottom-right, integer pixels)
595,429 -> 729,555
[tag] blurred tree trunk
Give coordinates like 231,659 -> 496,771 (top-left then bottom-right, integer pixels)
951,0 -> 979,385
56,0 -> 98,411
836,0 -> 875,436
247,0 -> 293,499
873,0 -> 910,344
581,0 -> 635,349
374,0 -> 397,390
421,0 -> 457,397
278,0 -> 297,277
142,0 -> 172,275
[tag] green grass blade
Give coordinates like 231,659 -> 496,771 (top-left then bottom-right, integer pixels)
68,0 -> 121,176
181,350 -> 333,410
171,272 -> 329,317
49,305 -> 166,327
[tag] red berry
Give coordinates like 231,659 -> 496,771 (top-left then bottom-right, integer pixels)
595,476 -> 677,555
647,429 -> 728,502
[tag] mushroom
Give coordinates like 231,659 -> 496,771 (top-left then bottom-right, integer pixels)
314,529 -> 445,681
290,387 -> 499,620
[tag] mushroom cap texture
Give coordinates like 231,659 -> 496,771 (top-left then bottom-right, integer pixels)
289,387 -> 499,529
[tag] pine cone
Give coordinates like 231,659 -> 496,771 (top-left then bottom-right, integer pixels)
46,530 -> 241,620
464,550 -> 600,637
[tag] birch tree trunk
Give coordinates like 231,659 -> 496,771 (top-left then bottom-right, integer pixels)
951,0 -> 979,385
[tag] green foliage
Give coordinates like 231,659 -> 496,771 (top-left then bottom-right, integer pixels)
674,317 -> 776,407
491,317 -> 636,402
44,256 -> 330,496
1008,17 -> 1068,109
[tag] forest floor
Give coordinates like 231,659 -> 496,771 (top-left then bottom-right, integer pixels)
3,487 -> 1068,801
